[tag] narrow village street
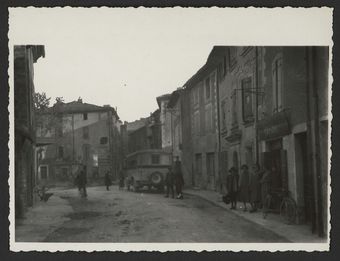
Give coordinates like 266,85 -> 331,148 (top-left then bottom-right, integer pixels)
9,12 -> 331,251
16,186 -> 288,243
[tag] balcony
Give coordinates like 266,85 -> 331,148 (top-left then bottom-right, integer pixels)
224,127 -> 242,143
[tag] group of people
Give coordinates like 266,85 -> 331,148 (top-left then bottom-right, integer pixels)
226,163 -> 271,212
164,156 -> 185,199
74,166 -> 114,196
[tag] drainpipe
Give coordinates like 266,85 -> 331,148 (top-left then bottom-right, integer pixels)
72,114 -> 75,173
216,69 -> 222,192
310,47 -> 323,237
306,47 -> 323,235
255,47 -> 260,166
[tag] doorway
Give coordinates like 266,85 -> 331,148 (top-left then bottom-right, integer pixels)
206,152 -> 215,190
295,132 -> 315,225
263,139 -> 288,190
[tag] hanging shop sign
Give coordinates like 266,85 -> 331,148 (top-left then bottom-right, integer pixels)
257,111 -> 291,141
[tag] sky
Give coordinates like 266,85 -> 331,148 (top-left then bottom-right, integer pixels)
9,7 -> 332,122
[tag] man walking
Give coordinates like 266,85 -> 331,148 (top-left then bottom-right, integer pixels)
173,156 -> 184,199
79,165 -> 87,197
104,171 -> 112,191
164,166 -> 175,198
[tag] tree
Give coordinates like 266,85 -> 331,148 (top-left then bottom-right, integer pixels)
55,96 -> 64,104
34,92 -> 51,111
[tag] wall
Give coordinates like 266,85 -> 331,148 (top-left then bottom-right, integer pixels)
189,68 -> 219,190
14,45 -> 44,218
219,47 -> 257,188
38,109 -> 122,182
159,98 -> 172,151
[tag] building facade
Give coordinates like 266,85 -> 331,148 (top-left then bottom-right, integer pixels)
156,94 -> 172,152
127,110 -> 162,154
183,49 -> 221,191
217,46 -> 329,236
14,45 -> 45,218
174,46 -> 329,236
219,46 -> 258,192
36,99 -> 122,183
257,46 -> 329,236
167,88 -> 193,186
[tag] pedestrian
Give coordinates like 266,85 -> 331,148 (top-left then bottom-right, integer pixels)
226,167 -> 239,210
249,163 -> 261,212
173,156 -> 184,199
260,165 -> 272,212
104,171 -> 112,191
239,164 -> 250,211
79,166 -> 87,197
119,169 -> 125,190
164,166 -> 175,198
74,172 -> 81,194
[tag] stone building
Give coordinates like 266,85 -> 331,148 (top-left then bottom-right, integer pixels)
156,94 -> 172,152
167,88 -> 193,186
256,46 -> 329,237
217,46 -> 329,236
176,46 -> 329,236
182,48 -> 223,191
127,110 -> 162,154
218,46 -> 258,191
14,45 -> 45,218
36,99 -> 122,183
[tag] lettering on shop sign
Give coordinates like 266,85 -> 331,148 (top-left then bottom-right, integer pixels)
257,112 -> 290,141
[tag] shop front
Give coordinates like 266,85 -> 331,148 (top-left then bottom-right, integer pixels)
257,111 -> 291,208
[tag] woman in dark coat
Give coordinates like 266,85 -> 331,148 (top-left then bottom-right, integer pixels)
249,163 -> 261,212
239,164 -> 250,211
226,167 -> 239,210
173,157 -> 184,199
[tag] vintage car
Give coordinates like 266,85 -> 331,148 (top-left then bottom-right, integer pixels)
125,149 -> 171,192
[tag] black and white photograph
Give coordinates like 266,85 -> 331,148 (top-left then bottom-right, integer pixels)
8,7 -> 332,252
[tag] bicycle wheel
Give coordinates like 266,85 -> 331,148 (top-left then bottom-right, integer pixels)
262,194 -> 272,219
280,197 -> 297,224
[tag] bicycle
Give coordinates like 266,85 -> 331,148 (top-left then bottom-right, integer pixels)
262,188 -> 297,224
279,192 -> 297,224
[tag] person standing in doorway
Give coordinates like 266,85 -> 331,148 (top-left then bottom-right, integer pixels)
104,171 -> 112,191
249,163 -> 261,212
239,164 -> 250,211
226,167 -> 239,210
164,166 -> 175,198
173,156 -> 184,199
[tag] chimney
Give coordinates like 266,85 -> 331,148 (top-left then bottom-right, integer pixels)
78,97 -> 83,103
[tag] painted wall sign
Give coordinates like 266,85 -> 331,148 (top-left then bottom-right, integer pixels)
257,111 -> 290,141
